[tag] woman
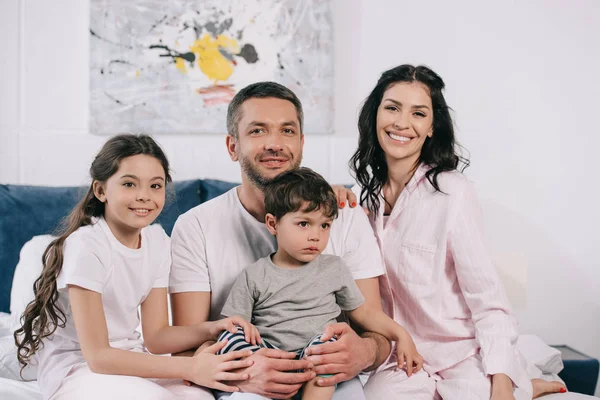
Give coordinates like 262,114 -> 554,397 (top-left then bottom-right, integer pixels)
345,64 -> 568,400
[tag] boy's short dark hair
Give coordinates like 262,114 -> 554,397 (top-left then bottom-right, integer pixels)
264,167 -> 338,220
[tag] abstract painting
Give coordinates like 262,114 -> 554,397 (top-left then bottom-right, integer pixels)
90,0 -> 333,135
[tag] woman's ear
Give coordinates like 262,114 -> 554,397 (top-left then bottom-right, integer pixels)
93,180 -> 106,203
265,213 -> 278,236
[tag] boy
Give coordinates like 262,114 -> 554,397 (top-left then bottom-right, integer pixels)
218,168 -> 422,400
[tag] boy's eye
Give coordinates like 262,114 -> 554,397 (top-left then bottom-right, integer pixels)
298,221 -> 308,227
321,223 -> 330,229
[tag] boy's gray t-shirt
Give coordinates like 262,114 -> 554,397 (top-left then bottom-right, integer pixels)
220,254 -> 365,352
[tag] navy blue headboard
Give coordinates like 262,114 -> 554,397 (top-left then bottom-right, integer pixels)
0,179 -> 237,313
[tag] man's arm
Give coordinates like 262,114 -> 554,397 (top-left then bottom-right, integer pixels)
305,277 -> 392,386
169,215 -> 314,398
354,277 -> 392,371
170,291 -> 211,356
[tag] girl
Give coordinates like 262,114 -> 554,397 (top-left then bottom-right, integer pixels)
14,134 -> 254,400
346,65 -> 567,400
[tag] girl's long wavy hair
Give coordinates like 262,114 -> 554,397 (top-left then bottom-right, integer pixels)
14,134 -> 171,375
350,64 -> 470,217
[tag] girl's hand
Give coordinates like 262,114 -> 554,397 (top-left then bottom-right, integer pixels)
187,340 -> 254,392
395,333 -> 423,377
209,316 -> 262,345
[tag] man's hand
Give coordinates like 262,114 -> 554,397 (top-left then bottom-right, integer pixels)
233,348 -> 316,399
304,322 -> 376,386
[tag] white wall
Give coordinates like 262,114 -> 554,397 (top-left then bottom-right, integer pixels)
1,0 -> 599,384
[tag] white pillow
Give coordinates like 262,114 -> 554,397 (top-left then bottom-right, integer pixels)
10,235 -> 55,319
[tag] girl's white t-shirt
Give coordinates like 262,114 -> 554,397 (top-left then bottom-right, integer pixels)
35,217 -> 171,400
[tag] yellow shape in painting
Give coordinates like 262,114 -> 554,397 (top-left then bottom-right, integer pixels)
135,70 -> 140,77
190,33 -> 240,83
175,57 -> 187,74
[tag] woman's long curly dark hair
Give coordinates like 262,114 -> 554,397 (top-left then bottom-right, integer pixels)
13,134 -> 171,376
350,64 -> 469,217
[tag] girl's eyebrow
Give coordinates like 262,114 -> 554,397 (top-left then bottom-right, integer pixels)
120,174 -> 165,181
120,174 -> 139,180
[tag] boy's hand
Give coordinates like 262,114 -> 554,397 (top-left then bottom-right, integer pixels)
209,316 -> 262,345
395,331 -> 423,377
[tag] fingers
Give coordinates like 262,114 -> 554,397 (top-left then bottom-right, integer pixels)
305,339 -> 343,356
397,350 -> 404,368
334,186 -> 348,208
271,358 -> 313,373
253,326 -> 262,344
219,349 -> 253,362
271,370 -> 316,385
261,386 -> 302,399
226,320 -> 238,334
219,358 -> 254,372
201,339 -> 227,354
415,354 -> 424,373
316,372 -> 349,387
406,354 -> 414,377
323,322 -> 351,338
257,347 -> 298,359
311,363 -> 346,376
216,371 -> 251,381
347,190 -> 357,208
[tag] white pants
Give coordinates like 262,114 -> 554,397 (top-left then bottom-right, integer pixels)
365,354 -> 597,400
50,363 -> 215,400
365,354 -> 532,400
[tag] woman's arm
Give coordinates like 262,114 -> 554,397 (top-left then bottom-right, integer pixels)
449,182 -> 525,389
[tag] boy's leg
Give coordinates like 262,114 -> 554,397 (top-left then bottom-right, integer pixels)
216,327 -> 274,355
300,333 -> 364,400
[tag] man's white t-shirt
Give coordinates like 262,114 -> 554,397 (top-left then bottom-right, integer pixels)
169,187 -> 385,320
36,217 -> 171,400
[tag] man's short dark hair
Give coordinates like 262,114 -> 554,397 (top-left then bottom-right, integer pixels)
227,82 -> 304,138
264,167 -> 338,220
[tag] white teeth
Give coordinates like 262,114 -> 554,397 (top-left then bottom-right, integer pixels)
133,209 -> 149,214
388,132 -> 411,142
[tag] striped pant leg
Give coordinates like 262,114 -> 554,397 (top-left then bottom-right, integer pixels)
298,332 -> 337,359
298,333 -> 338,378
216,327 -> 277,355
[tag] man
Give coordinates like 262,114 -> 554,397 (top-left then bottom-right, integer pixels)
169,82 -> 390,399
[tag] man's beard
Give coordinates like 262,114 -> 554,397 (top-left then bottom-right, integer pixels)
239,152 -> 302,190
